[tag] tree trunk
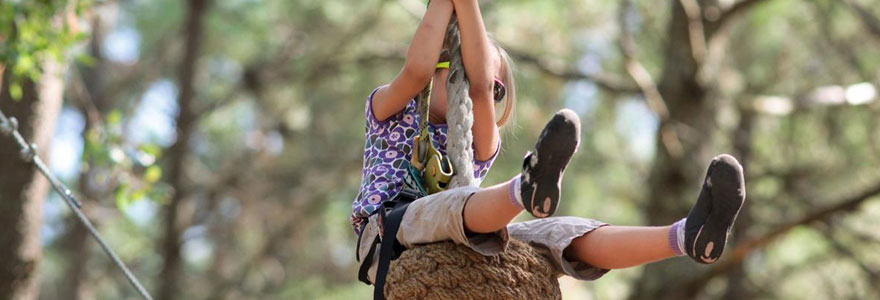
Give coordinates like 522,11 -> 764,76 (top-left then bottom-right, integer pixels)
628,0 -> 767,298
0,59 -> 66,299
159,0 -> 209,299
631,1 -> 718,299
58,12 -> 111,300
722,108 -> 755,300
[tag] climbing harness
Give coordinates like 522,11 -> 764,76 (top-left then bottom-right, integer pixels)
366,192 -> 416,300
408,63 -> 454,196
0,108 -> 154,300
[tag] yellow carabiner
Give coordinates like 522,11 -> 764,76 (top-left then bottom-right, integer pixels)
410,135 -> 454,194
423,146 -> 453,194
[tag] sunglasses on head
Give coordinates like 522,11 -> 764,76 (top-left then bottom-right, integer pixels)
436,61 -> 507,103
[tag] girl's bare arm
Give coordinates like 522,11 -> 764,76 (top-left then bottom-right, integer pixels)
371,0 -> 454,122
451,0 -> 499,161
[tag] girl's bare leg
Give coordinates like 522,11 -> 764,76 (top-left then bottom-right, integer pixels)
463,179 -> 520,233
463,109 -> 581,234
564,226 -> 676,270
562,154 -> 747,269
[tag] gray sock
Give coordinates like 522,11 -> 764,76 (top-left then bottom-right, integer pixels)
508,175 -> 524,210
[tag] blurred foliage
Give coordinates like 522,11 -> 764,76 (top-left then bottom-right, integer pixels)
0,0 -> 874,299
0,0 -> 90,99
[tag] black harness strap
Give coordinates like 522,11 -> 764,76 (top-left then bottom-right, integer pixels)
373,200 -> 411,300
355,190 -> 421,298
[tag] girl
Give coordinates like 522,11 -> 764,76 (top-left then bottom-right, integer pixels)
352,0 -> 746,291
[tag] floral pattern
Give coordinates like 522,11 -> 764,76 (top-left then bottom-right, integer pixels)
351,88 -> 497,234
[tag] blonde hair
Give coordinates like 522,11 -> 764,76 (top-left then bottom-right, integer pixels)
493,43 -> 516,128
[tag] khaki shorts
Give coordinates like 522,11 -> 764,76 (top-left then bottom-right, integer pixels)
357,186 -> 610,283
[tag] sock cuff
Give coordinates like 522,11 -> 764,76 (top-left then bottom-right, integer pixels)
508,176 -> 524,210
669,218 -> 686,256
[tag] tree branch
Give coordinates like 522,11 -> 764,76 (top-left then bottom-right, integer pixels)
811,1 -> 873,79
619,0 -> 683,158
679,0 -> 707,65
503,47 -> 640,94
715,0 -> 772,30
619,1 -> 668,118
842,0 -> 880,40
816,223 -> 880,286
160,0 -> 210,299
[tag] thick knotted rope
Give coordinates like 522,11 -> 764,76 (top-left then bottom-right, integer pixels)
385,239 -> 562,300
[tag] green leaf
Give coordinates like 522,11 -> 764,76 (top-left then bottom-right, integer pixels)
15,54 -> 34,75
144,165 -> 162,183
115,184 -> 131,211
107,110 -> 123,125
9,82 -> 22,101
138,144 -> 162,157
75,53 -> 96,66
131,189 -> 146,201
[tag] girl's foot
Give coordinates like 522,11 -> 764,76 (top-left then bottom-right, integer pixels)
520,109 -> 581,218
684,154 -> 746,264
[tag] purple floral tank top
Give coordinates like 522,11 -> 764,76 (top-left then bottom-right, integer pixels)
350,88 -> 498,234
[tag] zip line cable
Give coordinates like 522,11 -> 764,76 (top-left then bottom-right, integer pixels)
0,107 -> 154,300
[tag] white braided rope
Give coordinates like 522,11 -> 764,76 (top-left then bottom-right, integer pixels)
444,16 -> 476,188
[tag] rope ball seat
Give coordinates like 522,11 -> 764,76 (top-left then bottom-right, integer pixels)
385,239 -> 562,300
382,16 -> 562,300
